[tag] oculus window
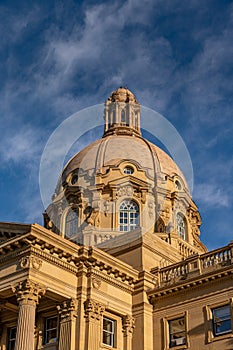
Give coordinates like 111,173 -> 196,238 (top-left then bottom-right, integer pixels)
119,200 -> 139,232
103,316 -> 116,347
212,305 -> 232,336
123,166 -> 134,174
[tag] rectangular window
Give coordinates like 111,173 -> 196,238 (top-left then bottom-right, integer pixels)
44,316 -> 58,344
103,316 -> 115,347
212,305 -> 232,336
7,327 -> 17,350
169,317 -> 186,348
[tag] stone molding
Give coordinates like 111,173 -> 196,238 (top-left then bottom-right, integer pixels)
84,299 -> 105,321
57,299 -> 78,322
20,256 -> 42,270
12,279 -> 46,305
122,315 -> 135,335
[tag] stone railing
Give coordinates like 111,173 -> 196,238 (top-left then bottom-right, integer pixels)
151,242 -> 233,288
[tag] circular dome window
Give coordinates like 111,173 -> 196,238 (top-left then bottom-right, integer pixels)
124,166 -> 134,175
175,180 -> 181,190
71,174 -> 78,185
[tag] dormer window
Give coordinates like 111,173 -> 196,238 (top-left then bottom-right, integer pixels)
124,166 -> 134,175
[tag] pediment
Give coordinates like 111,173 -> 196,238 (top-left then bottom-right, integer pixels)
107,176 -> 150,189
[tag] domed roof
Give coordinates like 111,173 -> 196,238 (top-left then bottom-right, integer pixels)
62,134 -> 188,190
107,87 -> 138,103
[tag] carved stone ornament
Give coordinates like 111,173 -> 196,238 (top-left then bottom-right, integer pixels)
57,298 -> 77,322
118,185 -> 135,197
92,278 -> 101,289
20,256 -> 43,270
122,315 -> 135,335
84,299 -> 105,321
12,279 -> 46,305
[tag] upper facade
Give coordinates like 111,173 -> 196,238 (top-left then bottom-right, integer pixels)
45,87 -> 206,264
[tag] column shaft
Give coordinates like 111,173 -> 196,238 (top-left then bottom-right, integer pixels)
14,302 -> 36,350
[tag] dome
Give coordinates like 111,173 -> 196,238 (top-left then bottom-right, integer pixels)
62,134 -> 189,191
107,87 -> 138,103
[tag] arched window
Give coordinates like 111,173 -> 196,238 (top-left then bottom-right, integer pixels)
65,209 -> 78,238
119,200 -> 139,232
176,213 -> 186,240
121,110 -> 125,123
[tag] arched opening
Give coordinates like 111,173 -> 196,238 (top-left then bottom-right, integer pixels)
119,200 -> 139,232
176,213 -> 187,240
65,209 -> 78,238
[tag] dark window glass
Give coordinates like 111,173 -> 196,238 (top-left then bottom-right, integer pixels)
44,316 -> 57,344
169,317 -> 186,348
65,209 -> 78,238
212,305 -> 232,336
7,327 -> 17,350
103,317 -> 115,347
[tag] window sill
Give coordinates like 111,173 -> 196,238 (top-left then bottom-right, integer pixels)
208,332 -> 233,343
100,343 -> 116,349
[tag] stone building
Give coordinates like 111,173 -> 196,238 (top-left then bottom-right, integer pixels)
0,87 -> 232,350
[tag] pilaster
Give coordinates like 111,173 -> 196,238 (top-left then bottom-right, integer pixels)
57,299 -> 77,350
84,299 -> 105,350
122,315 -> 135,350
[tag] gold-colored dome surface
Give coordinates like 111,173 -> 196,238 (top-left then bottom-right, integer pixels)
107,87 -> 138,103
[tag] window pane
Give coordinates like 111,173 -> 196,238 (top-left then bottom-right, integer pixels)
119,200 -> 139,232
212,305 -> 232,336
103,317 -> 115,347
45,316 -> 57,344
169,317 -> 186,348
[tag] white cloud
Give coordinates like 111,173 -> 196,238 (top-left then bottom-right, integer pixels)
194,183 -> 231,208
0,126 -> 41,165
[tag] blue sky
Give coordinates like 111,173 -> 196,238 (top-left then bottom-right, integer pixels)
0,0 -> 232,250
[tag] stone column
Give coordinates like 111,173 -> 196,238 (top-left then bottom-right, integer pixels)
84,299 -> 105,350
122,315 -> 135,350
12,279 -> 46,350
57,299 -> 77,350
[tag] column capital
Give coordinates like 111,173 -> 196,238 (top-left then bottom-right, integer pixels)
84,299 -> 105,321
12,279 -> 46,306
57,298 -> 78,322
122,315 -> 135,336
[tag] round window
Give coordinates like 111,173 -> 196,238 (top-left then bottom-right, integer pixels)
124,167 -> 134,175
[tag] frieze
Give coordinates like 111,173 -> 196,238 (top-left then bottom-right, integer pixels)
20,256 -> 43,270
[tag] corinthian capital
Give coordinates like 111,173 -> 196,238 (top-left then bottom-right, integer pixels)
122,315 -> 135,335
12,279 -> 46,305
57,298 -> 77,322
84,299 -> 105,321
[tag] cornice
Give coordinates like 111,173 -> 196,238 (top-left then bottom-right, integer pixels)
148,265 -> 233,302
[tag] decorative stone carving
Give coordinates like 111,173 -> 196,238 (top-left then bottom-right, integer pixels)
84,299 -> 105,321
12,280 -> 46,350
122,315 -> 135,335
57,299 -> 77,322
92,278 -> 101,289
20,256 -> 43,270
118,185 -> 135,197
12,279 -> 46,305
